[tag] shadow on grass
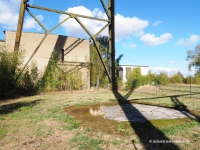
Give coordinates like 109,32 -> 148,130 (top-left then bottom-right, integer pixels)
0,99 -> 42,115
112,89 -> 181,150
170,96 -> 200,121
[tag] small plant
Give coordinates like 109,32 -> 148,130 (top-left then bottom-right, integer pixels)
112,139 -> 124,146
64,119 -> 80,131
116,124 -> 124,132
0,127 -> 7,139
70,134 -> 104,150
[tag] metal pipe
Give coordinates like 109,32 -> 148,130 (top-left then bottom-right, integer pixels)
100,0 -> 110,19
14,0 -> 27,51
95,23 -> 110,38
27,4 -> 109,22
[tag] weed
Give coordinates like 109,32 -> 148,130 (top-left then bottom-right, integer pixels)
64,118 -> 80,131
19,106 -> 32,112
112,139 -> 124,146
162,121 -> 200,135
85,127 -> 90,132
0,127 -> 7,139
70,134 -> 104,150
116,124 -> 124,132
75,103 -> 85,107
125,129 -> 131,137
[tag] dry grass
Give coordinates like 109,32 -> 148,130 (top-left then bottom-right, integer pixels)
0,86 -> 200,150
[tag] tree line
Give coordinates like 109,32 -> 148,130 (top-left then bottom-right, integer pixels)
1,38 -> 200,99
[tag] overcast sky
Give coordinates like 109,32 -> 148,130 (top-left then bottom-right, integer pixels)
0,0 -> 200,76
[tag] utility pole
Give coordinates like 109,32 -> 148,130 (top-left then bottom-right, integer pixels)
109,0 -> 116,91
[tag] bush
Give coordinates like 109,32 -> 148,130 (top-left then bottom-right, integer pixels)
185,76 -> 195,84
170,72 -> 184,83
125,67 -> 150,90
0,46 -> 40,99
194,72 -> 200,85
155,72 -> 169,85
40,52 -> 84,91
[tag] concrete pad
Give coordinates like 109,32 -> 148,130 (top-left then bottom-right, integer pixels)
100,104 -> 196,123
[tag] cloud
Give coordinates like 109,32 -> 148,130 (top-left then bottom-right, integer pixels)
122,43 -> 137,49
0,0 -> 20,29
0,0 -> 43,31
169,60 -> 181,64
176,35 -> 199,46
150,67 -> 179,76
140,33 -> 172,46
59,6 -> 107,38
152,21 -> 162,27
59,6 -> 149,41
115,14 -> 149,41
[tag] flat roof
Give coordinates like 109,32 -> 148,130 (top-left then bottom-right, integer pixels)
4,30 -> 89,41
119,65 -> 149,67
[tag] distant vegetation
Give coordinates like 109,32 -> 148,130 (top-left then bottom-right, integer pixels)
125,67 -> 200,91
1,41 -> 200,99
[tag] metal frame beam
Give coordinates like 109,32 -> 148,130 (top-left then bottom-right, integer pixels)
109,0 -> 116,90
14,0 -> 27,51
14,0 -> 115,87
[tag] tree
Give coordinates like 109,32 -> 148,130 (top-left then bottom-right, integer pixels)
194,72 -> 200,85
90,41 -> 109,88
155,72 -> 169,85
170,72 -> 184,84
186,44 -> 200,72
185,75 -> 195,84
125,67 -> 142,90
146,70 -> 156,84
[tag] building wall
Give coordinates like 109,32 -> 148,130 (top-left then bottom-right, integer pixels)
0,40 -> 5,46
4,31 -> 90,89
119,65 -> 149,83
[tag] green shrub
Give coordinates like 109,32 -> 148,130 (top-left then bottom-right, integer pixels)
194,72 -> 200,85
125,67 -> 150,90
0,46 -> 40,99
170,72 -> 184,83
40,52 -> 84,91
185,76 -> 195,84
155,72 -> 169,85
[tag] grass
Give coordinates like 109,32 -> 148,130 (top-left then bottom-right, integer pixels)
162,120 -> 200,135
0,85 -> 200,149
70,134 -> 105,150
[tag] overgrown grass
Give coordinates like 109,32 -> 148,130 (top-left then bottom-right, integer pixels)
0,87 -> 200,149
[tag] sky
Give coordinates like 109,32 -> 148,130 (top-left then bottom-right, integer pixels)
0,0 -> 200,77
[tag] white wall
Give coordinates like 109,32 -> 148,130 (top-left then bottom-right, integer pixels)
119,65 -> 149,83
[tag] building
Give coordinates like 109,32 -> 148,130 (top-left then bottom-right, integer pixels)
1,30 -> 90,89
118,65 -> 149,83
0,39 -> 5,46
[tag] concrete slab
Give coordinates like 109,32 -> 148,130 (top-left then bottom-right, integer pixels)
100,104 -> 196,123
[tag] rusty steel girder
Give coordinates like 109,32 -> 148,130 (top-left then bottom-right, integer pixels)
14,0 -> 115,89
